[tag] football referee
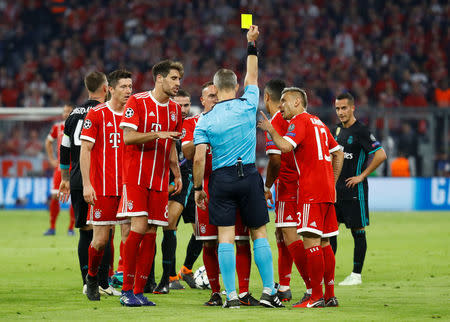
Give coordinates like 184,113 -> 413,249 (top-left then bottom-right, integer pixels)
193,25 -> 283,309
331,92 -> 387,286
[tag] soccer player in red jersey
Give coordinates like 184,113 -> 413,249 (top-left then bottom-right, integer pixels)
80,70 -> 132,301
183,82 -> 258,306
116,60 -> 184,307
258,87 -> 344,308
263,80 -> 309,302
44,103 -> 75,236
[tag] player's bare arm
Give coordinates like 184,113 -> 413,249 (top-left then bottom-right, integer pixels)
80,140 -> 97,205
123,127 -> 181,145
169,142 -> 183,195
331,148 -> 344,184
45,137 -> 58,169
346,148 -> 387,188
193,143 -> 208,210
264,154 -> 281,204
182,141 -> 195,160
258,111 -> 293,153
244,25 -> 259,88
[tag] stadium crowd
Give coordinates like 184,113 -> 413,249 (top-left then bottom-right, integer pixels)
0,0 -> 448,108
0,0 -> 449,175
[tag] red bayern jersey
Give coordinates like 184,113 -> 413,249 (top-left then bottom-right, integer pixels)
47,121 -> 65,162
265,111 -> 298,201
181,114 -> 213,179
80,102 -> 124,197
119,91 -> 182,191
283,112 -> 341,203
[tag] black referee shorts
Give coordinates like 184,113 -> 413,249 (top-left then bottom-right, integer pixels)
71,189 -> 89,228
335,199 -> 370,229
208,164 -> 269,229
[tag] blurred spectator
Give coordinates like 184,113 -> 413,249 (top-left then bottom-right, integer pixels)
0,1 -> 446,109
435,78 -> 450,107
403,81 -> 428,107
24,129 -> 43,157
397,123 -> 418,176
391,151 -> 412,177
4,129 -> 24,156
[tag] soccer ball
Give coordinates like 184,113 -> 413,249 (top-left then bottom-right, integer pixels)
193,266 -> 210,289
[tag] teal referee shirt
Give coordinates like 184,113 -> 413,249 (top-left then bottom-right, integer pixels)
194,85 -> 259,171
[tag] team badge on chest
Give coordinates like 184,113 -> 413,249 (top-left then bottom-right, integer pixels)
170,112 -> 176,122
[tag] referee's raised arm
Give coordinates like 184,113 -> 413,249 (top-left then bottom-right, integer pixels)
244,25 -> 259,88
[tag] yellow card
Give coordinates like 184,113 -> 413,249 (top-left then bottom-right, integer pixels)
241,14 -> 252,29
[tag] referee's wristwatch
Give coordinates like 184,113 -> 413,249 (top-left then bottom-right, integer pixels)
194,185 -> 203,191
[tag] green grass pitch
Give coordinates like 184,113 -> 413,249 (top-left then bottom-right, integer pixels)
0,210 -> 449,321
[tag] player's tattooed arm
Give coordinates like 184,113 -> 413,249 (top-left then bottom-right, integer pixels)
169,143 -> 182,195
331,148 -> 344,184
258,111 -> 293,153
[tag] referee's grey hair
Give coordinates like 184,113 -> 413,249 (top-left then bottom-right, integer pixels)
282,87 -> 308,110
213,69 -> 237,91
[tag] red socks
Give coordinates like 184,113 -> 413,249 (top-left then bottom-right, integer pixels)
49,198 -> 60,229
88,245 -> 104,277
134,232 -> 156,294
306,246 -> 324,300
122,231 -> 144,292
117,241 -> 124,273
287,239 -> 311,289
322,245 -> 336,299
236,242 -> 251,294
277,240 -> 293,287
68,206 -> 75,230
202,245 -> 220,293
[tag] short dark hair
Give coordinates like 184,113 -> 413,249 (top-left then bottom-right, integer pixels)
84,71 -> 106,93
282,87 -> 308,109
201,81 -> 214,91
336,92 -> 355,105
213,69 -> 237,91
152,60 -> 184,81
108,69 -> 132,88
264,79 -> 286,102
175,89 -> 190,98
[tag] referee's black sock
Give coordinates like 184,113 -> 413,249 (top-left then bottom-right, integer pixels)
183,234 -> 203,270
161,230 -> 177,285
98,231 -> 112,289
329,235 -> 337,254
352,229 -> 367,274
78,229 -> 93,285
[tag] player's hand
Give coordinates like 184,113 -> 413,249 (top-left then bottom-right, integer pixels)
158,132 -> 182,140
58,180 -> 71,203
195,190 -> 208,211
50,159 -> 58,169
264,189 -> 274,206
172,177 -> 182,195
247,25 -> 259,42
83,184 -> 97,205
257,111 -> 273,132
168,183 -> 175,195
345,175 -> 364,188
